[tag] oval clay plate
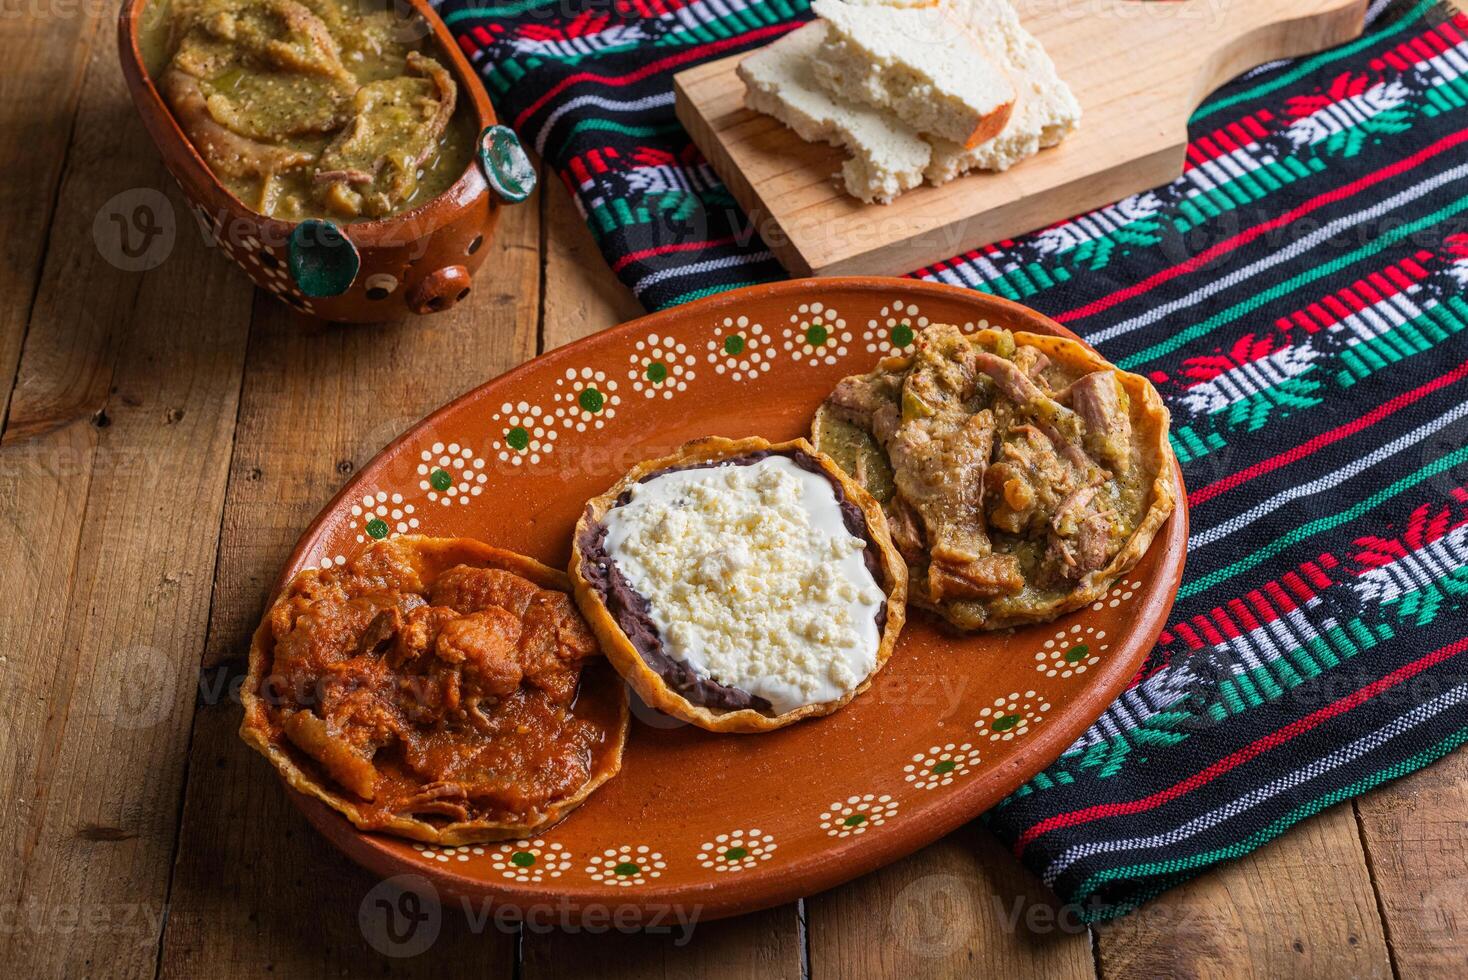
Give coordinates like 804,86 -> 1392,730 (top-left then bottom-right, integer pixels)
283,278 -> 1187,921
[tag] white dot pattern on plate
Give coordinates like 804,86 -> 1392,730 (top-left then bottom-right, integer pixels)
903,743 -> 981,790
418,442 -> 487,505
785,302 -> 851,366
492,401 -> 557,465
628,333 -> 696,399
412,843 -> 485,864
554,367 -> 620,430
1036,623 -> 1111,678
350,491 -> 418,543
975,691 -> 1051,740
491,840 -> 571,882
707,315 -> 775,381
585,845 -> 666,886
696,830 -> 776,872
818,794 -> 898,837
863,302 -> 927,355
1091,579 -> 1141,612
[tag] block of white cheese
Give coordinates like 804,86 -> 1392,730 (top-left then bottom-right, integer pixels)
924,0 -> 1081,182
736,0 -> 1080,201
601,455 -> 887,716
811,0 -> 1015,148
738,23 -> 930,204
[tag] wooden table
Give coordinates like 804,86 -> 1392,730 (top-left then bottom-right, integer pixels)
3,6 -> 1466,976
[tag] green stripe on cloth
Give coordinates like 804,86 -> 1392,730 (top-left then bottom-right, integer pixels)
664,281 -> 769,306
442,0 -> 562,23
1192,0 -> 1439,122
1072,721 -> 1468,921
558,118 -> 684,154
1119,194 -> 1468,369
1179,444 -> 1468,600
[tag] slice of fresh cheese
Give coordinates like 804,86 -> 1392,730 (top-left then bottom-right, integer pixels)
738,0 -> 1079,201
811,0 -> 1015,149
924,0 -> 1081,181
738,23 -> 930,204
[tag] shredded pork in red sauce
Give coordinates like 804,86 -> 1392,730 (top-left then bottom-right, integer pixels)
258,544 -> 610,827
823,324 -> 1138,618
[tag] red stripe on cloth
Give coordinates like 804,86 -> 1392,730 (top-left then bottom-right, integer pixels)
1261,579 -> 1298,616
1371,16 -> 1467,71
611,234 -> 741,272
1173,622 -> 1203,650
1014,634 -> 1468,856
1184,111 -> 1274,168
513,21 -> 800,130
1054,128 -> 1468,324
1188,358 -> 1468,506
1161,560 -> 1328,668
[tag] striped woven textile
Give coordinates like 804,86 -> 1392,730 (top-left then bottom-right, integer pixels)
437,0 -> 1468,918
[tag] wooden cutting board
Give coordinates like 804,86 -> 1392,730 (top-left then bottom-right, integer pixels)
674,0 -> 1369,277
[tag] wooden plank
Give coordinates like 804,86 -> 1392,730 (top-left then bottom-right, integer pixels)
0,4 -> 107,423
674,0 -> 1367,277
155,175 -> 544,975
1354,747 -> 1468,977
0,23 -> 255,978
540,172 -> 643,351
807,822 -> 1098,979
1095,801 -> 1393,979
522,165 -> 808,980
522,903 -> 801,979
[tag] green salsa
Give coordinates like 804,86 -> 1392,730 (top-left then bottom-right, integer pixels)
143,0 -> 475,221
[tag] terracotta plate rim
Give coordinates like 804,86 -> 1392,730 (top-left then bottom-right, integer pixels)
277,276 -> 1189,921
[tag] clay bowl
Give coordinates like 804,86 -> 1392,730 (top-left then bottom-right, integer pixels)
268,278 -> 1189,922
117,0 -> 535,321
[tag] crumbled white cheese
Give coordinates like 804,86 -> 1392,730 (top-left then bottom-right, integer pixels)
602,456 -> 884,714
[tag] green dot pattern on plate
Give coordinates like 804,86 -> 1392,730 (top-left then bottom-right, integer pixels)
510,851 -> 536,868
805,322 -> 828,347
891,322 -> 915,347
930,759 -> 957,775
723,334 -> 745,355
722,846 -> 748,861
429,468 -> 453,491
1064,643 -> 1090,663
645,361 -> 668,383
612,862 -> 640,876
843,813 -> 867,827
506,426 -> 530,450
992,714 -> 1022,732
578,387 -> 605,413
365,518 -> 389,540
